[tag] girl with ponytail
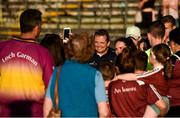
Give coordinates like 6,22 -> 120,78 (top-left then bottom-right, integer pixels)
114,44 -> 173,116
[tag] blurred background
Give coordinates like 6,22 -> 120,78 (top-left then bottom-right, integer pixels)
0,0 -> 179,41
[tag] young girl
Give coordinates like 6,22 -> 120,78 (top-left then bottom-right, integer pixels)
114,44 -> 173,116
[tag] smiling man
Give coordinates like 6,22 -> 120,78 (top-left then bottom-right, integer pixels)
89,29 -> 116,69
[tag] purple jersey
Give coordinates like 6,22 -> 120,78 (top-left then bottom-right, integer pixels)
0,38 -> 54,116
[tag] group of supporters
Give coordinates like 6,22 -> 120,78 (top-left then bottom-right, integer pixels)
0,8 -> 180,117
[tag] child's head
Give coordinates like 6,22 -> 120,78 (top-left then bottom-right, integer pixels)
134,50 -> 148,72
99,62 -> 116,81
150,44 -> 171,65
150,44 -> 173,79
116,47 -> 135,74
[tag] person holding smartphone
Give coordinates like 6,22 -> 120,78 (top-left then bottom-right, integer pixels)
58,32 -> 110,117
63,27 -> 71,43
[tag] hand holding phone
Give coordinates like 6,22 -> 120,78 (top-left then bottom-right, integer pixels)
63,27 -> 71,43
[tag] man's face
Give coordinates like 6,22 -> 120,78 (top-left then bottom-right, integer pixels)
94,35 -> 110,55
115,41 -> 126,55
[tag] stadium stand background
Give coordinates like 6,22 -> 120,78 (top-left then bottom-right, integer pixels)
0,0 -> 179,41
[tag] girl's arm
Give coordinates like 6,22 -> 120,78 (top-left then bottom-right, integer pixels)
98,102 -> 110,117
95,71 -> 111,117
155,99 -> 168,116
143,105 -> 158,118
43,97 -> 53,117
143,100 -> 167,117
113,73 -> 137,81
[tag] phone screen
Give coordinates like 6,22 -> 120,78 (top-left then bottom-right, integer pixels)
64,28 -> 70,40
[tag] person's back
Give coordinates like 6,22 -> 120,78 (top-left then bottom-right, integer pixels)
146,20 -> 165,70
109,79 -> 157,117
109,47 -> 159,117
59,60 -> 99,116
166,27 -> 180,116
168,60 -> 180,106
134,50 -> 148,74
99,61 -> 116,94
0,39 -> 53,97
58,32 -> 109,117
114,45 -> 171,116
0,9 -> 54,117
40,33 -> 65,117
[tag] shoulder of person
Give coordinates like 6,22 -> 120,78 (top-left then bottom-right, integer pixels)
171,51 -> 180,65
108,47 -> 116,56
145,48 -> 151,57
136,68 -> 162,79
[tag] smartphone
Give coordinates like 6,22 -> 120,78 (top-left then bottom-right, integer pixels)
63,27 -> 71,40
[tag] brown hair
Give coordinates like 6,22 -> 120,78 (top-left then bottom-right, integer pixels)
116,47 -> 135,74
152,44 -> 173,79
169,27 -> 180,45
20,9 -> 42,33
114,37 -> 137,51
161,15 -> 176,27
137,38 -> 151,51
65,32 -> 94,63
40,33 -> 65,66
134,50 -> 148,71
148,20 -> 165,39
94,29 -> 110,42
99,62 -> 116,81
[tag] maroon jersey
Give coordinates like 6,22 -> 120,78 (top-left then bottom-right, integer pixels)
137,67 -> 168,96
168,60 -> 180,106
108,80 -> 159,117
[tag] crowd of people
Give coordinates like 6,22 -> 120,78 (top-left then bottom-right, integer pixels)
0,7 -> 180,117
137,0 -> 179,29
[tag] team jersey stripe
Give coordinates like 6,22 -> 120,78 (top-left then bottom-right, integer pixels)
136,67 -> 162,79
149,84 -> 162,100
